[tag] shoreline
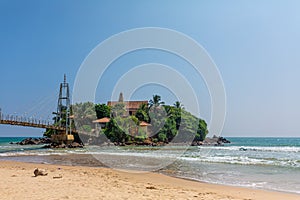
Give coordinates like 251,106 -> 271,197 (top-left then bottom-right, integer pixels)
0,160 -> 299,200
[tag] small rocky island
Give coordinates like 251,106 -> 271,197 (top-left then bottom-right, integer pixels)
11,95 -> 230,148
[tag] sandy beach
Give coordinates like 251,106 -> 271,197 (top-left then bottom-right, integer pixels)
0,160 -> 299,200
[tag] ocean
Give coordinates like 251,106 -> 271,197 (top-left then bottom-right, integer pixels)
0,137 -> 299,194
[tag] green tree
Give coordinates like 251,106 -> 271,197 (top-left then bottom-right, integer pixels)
149,95 -> 165,108
157,132 -> 167,142
158,116 -> 177,142
174,101 -> 184,109
104,117 -> 127,143
172,109 -> 198,143
95,103 -> 111,119
148,95 -> 167,136
72,102 -> 97,130
135,103 -> 149,122
195,119 -> 208,141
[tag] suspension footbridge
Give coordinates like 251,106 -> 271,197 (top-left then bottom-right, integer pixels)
0,75 -> 76,143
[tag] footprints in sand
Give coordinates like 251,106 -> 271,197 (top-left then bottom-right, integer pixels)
1,164 -> 260,200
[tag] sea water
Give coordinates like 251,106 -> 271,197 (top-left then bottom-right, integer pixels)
0,137 -> 299,194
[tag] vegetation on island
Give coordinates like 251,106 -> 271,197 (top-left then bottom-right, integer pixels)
45,95 -> 208,145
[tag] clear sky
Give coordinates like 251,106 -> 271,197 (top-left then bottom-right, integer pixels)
0,0 -> 300,137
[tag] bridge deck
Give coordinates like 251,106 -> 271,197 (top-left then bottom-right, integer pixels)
0,119 -> 77,133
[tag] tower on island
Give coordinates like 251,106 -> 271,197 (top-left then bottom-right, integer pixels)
51,75 -> 74,144
107,92 -> 148,116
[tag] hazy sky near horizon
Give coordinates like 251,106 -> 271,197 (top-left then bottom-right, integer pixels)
0,0 -> 300,137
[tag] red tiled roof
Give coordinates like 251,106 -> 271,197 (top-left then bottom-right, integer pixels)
139,121 -> 151,126
92,117 -> 110,123
107,101 -> 148,109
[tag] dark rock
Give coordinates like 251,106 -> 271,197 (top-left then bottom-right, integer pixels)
39,137 -> 52,144
57,143 -> 66,148
200,136 -> 231,146
16,137 -> 53,145
68,142 -> 83,148
157,142 -> 165,146
142,139 -> 153,146
203,137 -> 218,145
43,141 -> 84,149
239,147 -> 247,151
218,136 -> 231,143
191,141 -> 204,146
125,141 -> 133,145
135,139 -> 153,146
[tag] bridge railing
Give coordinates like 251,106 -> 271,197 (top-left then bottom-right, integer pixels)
0,110 -> 77,132
0,113 -> 52,126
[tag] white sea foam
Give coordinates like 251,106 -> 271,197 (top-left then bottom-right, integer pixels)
179,155 -> 300,168
0,151 -> 67,157
197,146 -> 300,153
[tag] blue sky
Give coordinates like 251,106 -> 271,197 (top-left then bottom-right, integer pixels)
0,0 -> 300,137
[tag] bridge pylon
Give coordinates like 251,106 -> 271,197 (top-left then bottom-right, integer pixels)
52,74 -> 74,144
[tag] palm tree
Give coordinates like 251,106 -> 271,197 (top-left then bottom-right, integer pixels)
174,101 -> 184,109
149,95 -> 165,108
139,103 -> 149,113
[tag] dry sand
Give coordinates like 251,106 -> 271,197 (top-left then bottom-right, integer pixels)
0,160 -> 299,200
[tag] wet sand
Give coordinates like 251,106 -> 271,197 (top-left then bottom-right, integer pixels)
0,160 -> 299,200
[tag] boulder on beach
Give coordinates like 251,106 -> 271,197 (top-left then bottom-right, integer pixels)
42,142 -> 84,148
16,137 -> 52,145
68,142 -> 83,148
199,135 -> 231,146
